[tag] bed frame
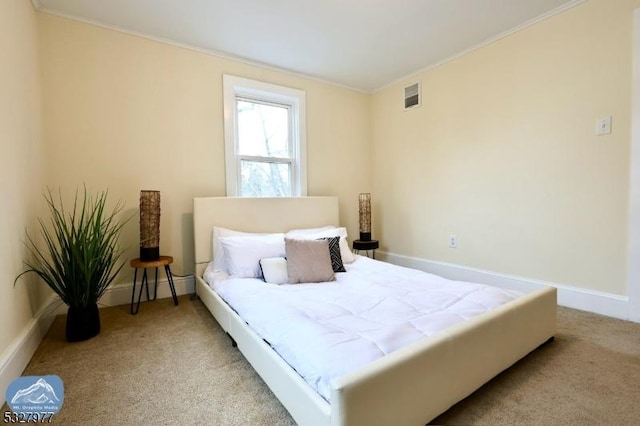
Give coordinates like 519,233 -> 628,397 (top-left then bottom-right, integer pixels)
193,196 -> 557,425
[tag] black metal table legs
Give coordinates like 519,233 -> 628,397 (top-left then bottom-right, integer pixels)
130,265 -> 179,315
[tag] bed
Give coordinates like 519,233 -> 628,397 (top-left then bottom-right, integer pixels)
193,196 -> 556,425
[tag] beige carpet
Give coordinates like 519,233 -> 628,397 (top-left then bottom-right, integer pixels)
4,295 -> 640,425
433,306 -> 640,425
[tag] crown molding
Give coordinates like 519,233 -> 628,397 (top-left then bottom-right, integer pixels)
34,8 -> 368,95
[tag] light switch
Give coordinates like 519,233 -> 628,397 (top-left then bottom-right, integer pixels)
596,116 -> 612,136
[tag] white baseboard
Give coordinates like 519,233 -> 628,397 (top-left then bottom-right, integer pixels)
0,294 -> 63,407
377,251 -> 634,322
0,275 -> 195,406
98,275 -> 195,308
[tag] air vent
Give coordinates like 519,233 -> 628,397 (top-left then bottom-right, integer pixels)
404,82 -> 421,110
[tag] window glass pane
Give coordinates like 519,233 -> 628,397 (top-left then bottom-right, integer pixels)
240,160 -> 291,197
237,100 -> 290,158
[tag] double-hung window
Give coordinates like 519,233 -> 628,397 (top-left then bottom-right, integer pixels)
223,75 -> 307,197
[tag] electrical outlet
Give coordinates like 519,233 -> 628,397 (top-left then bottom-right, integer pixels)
449,235 -> 457,248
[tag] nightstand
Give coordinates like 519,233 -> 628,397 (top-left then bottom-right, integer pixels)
353,240 -> 379,259
130,255 -> 179,315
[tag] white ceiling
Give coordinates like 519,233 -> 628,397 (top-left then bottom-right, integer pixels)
35,0 -> 582,92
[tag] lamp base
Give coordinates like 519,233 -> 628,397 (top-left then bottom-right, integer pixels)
140,247 -> 160,261
359,232 -> 372,242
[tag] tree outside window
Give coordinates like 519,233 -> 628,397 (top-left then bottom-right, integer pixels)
223,75 -> 307,197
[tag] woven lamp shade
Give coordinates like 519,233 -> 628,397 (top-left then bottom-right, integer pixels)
139,190 -> 160,261
359,193 -> 371,241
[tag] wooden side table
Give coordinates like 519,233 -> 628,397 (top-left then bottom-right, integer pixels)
130,255 -> 179,315
353,240 -> 379,259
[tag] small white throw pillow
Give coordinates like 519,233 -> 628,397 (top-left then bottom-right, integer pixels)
259,257 -> 289,285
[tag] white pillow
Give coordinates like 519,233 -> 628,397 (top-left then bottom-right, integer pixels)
285,227 -> 356,264
212,227 -> 260,273
220,234 -> 285,278
259,257 -> 288,285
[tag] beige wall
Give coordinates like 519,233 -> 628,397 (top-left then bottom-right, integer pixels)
38,14 -> 371,279
372,0 -> 639,296
5,0 -> 636,337
0,1 -> 46,356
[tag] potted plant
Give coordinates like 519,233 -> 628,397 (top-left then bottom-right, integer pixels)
15,188 -> 131,342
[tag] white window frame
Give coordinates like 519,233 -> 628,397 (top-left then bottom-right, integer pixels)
223,75 -> 307,197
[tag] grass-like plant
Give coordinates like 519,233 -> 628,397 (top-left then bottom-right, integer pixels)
16,188 -> 131,309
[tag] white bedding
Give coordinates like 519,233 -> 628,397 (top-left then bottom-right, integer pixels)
204,256 -> 522,402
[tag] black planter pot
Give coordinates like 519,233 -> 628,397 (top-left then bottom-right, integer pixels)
66,303 -> 100,342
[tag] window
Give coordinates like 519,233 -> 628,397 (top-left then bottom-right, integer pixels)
223,75 -> 307,197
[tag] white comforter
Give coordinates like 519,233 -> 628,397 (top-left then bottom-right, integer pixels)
206,256 -> 522,402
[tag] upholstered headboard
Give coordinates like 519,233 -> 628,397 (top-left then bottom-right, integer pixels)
193,197 -> 340,276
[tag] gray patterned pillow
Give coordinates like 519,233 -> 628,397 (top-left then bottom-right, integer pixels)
285,238 -> 336,283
